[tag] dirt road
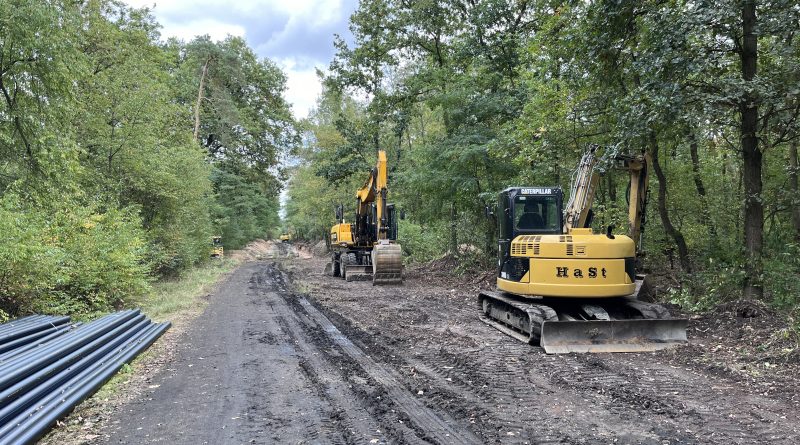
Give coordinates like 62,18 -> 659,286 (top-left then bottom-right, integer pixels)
98,249 -> 800,444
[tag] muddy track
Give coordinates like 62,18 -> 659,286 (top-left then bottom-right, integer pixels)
295,255 -> 800,445
266,265 -> 481,444
94,253 -> 800,444
98,260 -> 480,444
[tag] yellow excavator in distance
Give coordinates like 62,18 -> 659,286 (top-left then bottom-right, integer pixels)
325,150 -> 403,285
211,236 -> 224,259
478,145 -> 688,353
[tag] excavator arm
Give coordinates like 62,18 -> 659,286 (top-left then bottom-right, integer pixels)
563,145 -> 602,232
355,150 -> 390,240
563,145 -> 650,256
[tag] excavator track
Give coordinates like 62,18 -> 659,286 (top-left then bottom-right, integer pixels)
371,241 -> 403,285
477,290 -> 687,353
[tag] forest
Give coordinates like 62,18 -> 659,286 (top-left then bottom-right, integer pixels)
2,0 -> 799,322
0,0 -> 297,318
285,0 -> 800,318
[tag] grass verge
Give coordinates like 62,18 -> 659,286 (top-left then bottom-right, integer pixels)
136,258 -> 239,320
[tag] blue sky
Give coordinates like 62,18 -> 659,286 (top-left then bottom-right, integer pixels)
124,0 -> 358,119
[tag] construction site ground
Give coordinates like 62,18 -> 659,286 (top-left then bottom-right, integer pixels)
76,241 -> 799,444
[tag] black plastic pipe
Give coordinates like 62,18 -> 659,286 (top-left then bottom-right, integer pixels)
0,324 -> 73,355
0,324 -> 80,364
0,317 -> 44,336
0,311 -> 138,378
0,323 -> 165,440
0,315 -> 148,408
0,317 -> 69,345
0,322 -> 170,444
0,319 -> 151,424
0,315 -> 125,373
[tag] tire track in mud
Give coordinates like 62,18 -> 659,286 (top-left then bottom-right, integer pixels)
251,270 -> 382,445
295,257 -> 800,445
297,280 -> 662,443
262,265 -> 482,445
408,321 -> 800,444
406,346 -> 672,444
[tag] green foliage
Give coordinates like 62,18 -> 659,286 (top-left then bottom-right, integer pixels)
0,0 -> 296,317
398,220 -> 448,263
211,168 -> 280,249
285,0 -> 800,317
669,260 -> 747,312
0,194 -> 150,317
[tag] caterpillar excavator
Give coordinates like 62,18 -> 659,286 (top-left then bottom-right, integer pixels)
478,145 -> 688,353
324,150 -> 403,285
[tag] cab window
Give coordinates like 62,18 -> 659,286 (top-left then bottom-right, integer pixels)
515,195 -> 559,231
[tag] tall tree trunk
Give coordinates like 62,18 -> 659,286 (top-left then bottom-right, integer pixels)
649,134 -> 692,273
687,131 -> 718,244
789,141 -> 800,242
740,0 -> 763,299
449,202 -> 457,255
193,56 -> 211,143
607,173 -> 617,204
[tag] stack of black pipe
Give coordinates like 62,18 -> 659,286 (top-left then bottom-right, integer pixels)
0,310 -> 169,444
0,316 -> 72,360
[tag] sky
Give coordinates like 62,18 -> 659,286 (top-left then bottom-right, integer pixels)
123,0 -> 358,119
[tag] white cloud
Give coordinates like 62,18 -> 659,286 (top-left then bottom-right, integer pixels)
122,0 -> 354,120
163,19 -> 246,41
277,58 -> 323,119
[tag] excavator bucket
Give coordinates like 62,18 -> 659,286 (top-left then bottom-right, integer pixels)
323,262 -> 333,276
371,242 -> 403,285
540,319 -> 688,353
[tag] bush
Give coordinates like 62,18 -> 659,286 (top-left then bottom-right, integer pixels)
0,195 -> 151,317
765,247 -> 800,312
398,219 -> 447,263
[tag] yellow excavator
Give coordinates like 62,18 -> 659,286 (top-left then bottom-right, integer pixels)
325,150 -> 403,284
478,145 -> 688,353
211,236 -> 224,258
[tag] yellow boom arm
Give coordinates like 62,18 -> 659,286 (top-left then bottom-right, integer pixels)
563,146 -> 601,232
355,150 -> 390,240
563,145 -> 650,254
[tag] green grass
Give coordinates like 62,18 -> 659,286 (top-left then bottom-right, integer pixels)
136,258 -> 239,320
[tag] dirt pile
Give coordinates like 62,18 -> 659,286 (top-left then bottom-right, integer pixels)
227,239 -> 286,262
311,240 -> 328,256
292,242 -> 314,259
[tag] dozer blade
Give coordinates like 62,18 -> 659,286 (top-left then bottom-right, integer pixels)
540,319 -> 688,354
372,242 -> 403,285
344,265 -> 372,282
